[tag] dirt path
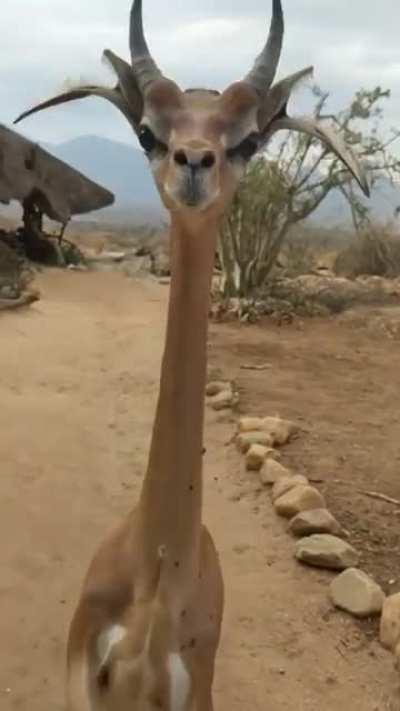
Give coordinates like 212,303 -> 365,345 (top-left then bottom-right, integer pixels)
0,270 -> 397,710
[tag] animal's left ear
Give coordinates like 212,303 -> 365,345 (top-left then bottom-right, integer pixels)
258,67 -> 370,197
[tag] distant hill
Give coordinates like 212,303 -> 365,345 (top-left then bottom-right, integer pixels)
312,176 -> 400,226
9,133 -> 400,228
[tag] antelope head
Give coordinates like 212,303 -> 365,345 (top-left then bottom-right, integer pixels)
16,0 -> 369,218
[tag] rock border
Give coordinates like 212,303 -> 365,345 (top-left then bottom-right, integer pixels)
231,412 -> 395,666
205,383 -> 397,668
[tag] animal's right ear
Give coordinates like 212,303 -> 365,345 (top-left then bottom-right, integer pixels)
14,51 -> 143,134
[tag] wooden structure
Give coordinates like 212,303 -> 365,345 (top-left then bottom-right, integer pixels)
0,124 -> 114,223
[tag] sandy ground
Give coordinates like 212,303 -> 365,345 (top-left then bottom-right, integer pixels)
0,269 -> 398,710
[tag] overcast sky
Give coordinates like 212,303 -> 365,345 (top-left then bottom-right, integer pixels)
1,0 -> 399,150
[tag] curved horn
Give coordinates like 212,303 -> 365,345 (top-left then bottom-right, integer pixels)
244,0 -> 284,95
130,0 -> 164,92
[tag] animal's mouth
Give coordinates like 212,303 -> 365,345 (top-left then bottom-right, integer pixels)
163,163 -> 221,212
179,174 -> 220,211
182,172 -> 205,206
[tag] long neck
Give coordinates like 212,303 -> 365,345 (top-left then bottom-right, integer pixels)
137,213 -> 218,586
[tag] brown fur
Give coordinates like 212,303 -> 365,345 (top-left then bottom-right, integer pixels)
12,4 -> 368,709
67,213 -> 226,711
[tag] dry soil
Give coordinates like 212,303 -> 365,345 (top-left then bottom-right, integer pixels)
0,270 -> 399,710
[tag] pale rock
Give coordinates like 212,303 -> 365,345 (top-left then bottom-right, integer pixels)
239,417 -> 265,432
260,459 -> 291,486
236,431 -> 274,453
238,415 -> 299,446
295,534 -> 359,571
289,509 -> 344,537
246,444 -> 271,471
380,594 -> 400,651
330,568 -> 385,618
272,475 -> 309,502
210,389 -> 237,411
206,381 -> 231,397
274,486 -> 325,518
262,416 -> 299,446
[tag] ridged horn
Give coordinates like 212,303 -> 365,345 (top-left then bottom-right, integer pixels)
244,0 -> 284,95
130,0 -> 164,92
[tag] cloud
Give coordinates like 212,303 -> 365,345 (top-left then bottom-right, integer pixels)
0,0 -> 399,154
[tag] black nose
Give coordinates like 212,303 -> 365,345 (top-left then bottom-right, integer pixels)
173,150 -> 216,170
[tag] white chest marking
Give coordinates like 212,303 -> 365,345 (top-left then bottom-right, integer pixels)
168,653 -> 191,711
97,625 -> 126,667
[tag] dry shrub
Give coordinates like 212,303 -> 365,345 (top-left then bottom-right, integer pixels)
0,239 -> 35,297
335,226 -> 400,278
211,269 -> 397,325
280,235 -> 316,277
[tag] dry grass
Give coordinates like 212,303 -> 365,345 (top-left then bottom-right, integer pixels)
0,240 -> 35,297
334,225 -> 400,278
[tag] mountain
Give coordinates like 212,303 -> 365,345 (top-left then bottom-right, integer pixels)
41,135 -> 400,227
312,177 -> 400,226
43,135 -> 166,226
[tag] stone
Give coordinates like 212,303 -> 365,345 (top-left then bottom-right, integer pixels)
295,534 -> 359,571
209,389 -> 236,411
272,475 -> 309,502
274,486 -> 325,519
289,509 -> 344,538
206,381 -> 231,397
246,444 -> 270,471
330,569 -> 385,618
380,594 -> 400,651
239,417 -> 265,432
260,459 -> 291,486
238,415 -> 299,446
262,417 -> 299,446
236,431 -> 274,454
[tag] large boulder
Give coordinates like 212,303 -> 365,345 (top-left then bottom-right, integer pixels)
236,431 -> 274,454
289,509 -> 344,538
238,415 -> 298,446
272,475 -> 309,502
295,534 -> 359,571
206,381 -> 231,397
274,486 -> 325,519
330,569 -> 385,618
260,459 -> 291,486
246,444 -> 273,472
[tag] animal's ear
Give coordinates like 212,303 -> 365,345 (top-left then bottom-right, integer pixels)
102,50 -> 143,126
14,51 -> 143,134
257,67 -> 370,197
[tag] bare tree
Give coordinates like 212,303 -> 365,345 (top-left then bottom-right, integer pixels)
219,86 -> 400,297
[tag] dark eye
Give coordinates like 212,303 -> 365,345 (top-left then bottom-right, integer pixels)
139,125 -> 157,153
227,133 -> 259,162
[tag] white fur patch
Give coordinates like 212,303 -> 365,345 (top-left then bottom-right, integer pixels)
168,653 -> 190,711
97,625 -> 126,667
